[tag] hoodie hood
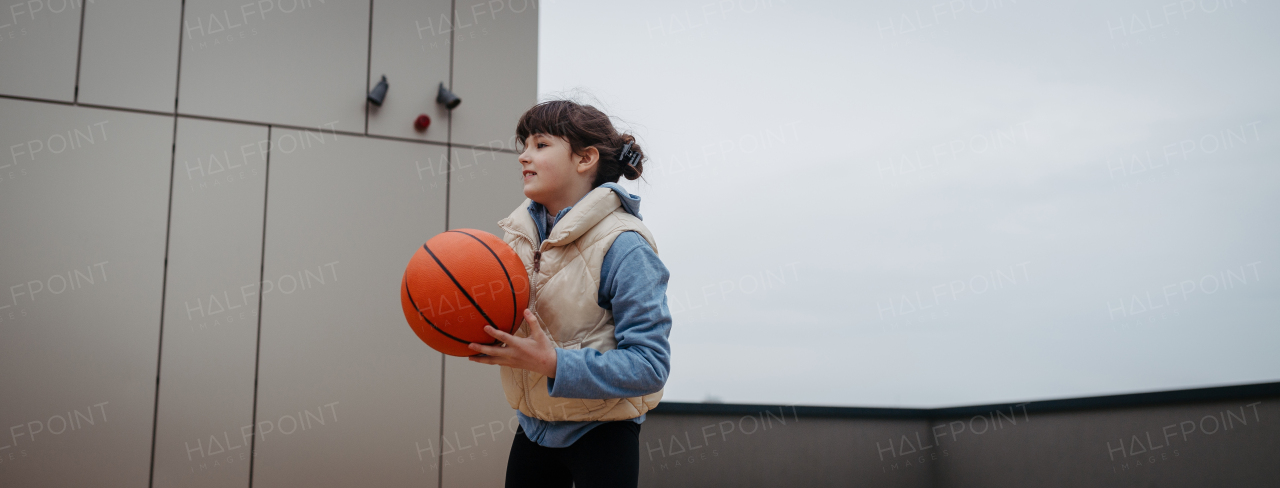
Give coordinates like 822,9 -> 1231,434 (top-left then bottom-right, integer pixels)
597,182 -> 643,220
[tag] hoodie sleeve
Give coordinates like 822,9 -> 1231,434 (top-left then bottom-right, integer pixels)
546,231 -> 672,399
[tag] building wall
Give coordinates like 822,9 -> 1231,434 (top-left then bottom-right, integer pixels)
931,398 -> 1280,488
638,411 -> 934,488
638,395 -> 1280,488
0,1 -> 537,487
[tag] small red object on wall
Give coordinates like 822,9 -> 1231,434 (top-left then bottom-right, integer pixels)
414,114 -> 431,132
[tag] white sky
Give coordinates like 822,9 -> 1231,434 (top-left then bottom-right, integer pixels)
537,0 -> 1280,408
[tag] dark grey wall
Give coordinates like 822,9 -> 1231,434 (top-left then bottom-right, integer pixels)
932,398 -> 1278,488
638,410 -> 933,488
640,397 -> 1279,488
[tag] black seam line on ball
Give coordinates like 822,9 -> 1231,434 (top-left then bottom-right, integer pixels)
404,275 -> 498,347
448,230 -> 519,334
422,243 -> 500,334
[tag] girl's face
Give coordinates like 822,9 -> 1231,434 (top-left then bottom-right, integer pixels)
518,133 -> 592,208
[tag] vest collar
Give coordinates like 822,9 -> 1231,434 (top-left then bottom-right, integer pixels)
499,185 -> 622,249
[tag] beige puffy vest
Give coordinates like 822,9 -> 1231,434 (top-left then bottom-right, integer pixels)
495,185 -> 664,421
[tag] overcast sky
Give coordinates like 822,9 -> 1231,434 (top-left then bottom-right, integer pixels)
536,0 -> 1279,408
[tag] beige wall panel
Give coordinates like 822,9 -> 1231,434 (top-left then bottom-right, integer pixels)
78,0 -> 182,112
449,0 -> 537,151
440,357 -> 518,488
438,143 -> 525,488
0,0 -> 82,101
178,0 -> 369,130
151,118 -> 268,488
447,147 -> 522,236
366,0 -> 451,142
252,132 -> 448,488
0,98 -> 172,487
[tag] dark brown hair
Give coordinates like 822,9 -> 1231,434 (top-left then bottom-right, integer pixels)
515,100 -> 646,188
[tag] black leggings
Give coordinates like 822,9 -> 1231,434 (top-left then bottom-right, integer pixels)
505,421 -> 640,488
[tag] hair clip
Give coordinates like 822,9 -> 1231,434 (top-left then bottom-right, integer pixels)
618,142 -> 640,167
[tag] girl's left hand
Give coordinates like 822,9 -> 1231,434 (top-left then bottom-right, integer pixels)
467,309 -> 558,378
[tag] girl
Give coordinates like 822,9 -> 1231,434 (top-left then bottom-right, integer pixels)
465,100 -> 673,488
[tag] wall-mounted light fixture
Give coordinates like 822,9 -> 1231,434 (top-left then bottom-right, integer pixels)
436,82 -> 461,109
368,75 -> 389,106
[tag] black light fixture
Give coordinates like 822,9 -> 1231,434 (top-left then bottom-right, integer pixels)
436,82 -> 461,109
368,75 -> 389,106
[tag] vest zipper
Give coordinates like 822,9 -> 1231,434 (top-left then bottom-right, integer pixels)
498,220 -> 554,416
526,246 -> 545,414
515,232 -> 548,406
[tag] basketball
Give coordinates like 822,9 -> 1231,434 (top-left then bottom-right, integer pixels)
400,229 -> 530,357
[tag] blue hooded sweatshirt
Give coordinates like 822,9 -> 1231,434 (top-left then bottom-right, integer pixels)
515,182 -> 673,448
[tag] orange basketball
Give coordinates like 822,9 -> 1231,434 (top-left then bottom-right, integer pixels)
400,229 -> 530,357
